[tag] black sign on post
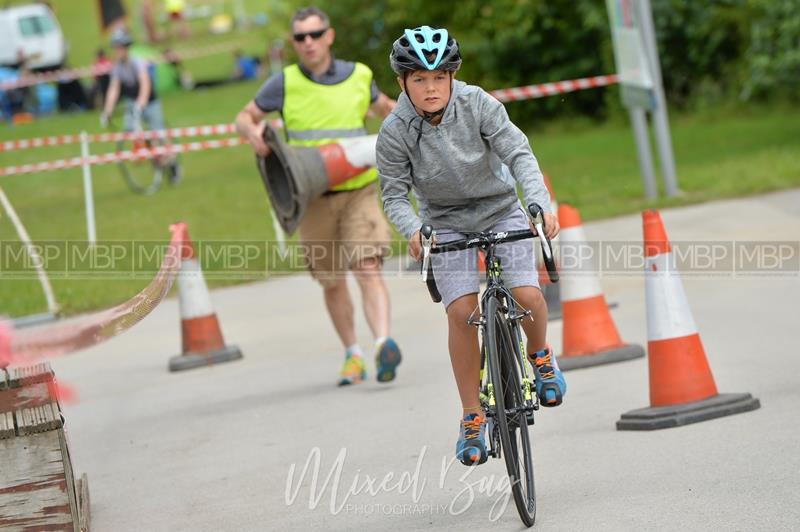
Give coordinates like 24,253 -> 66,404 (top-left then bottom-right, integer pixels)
97,0 -> 126,32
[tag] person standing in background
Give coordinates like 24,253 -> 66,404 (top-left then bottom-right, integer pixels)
165,0 -> 189,40
235,6 -> 402,387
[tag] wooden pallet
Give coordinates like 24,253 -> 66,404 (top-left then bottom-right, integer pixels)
0,362 -> 90,532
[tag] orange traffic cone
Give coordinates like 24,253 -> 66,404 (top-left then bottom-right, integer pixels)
558,204 -> 644,370
617,210 -> 760,430
168,223 -> 243,372
257,122 -> 377,235
477,249 -> 486,273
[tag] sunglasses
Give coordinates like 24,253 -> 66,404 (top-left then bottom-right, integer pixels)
292,27 -> 329,42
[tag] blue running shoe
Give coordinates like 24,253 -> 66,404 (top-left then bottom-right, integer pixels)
375,337 -> 402,383
455,413 -> 488,466
530,346 -> 566,407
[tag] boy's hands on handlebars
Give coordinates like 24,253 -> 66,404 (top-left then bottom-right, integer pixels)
408,230 -> 426,261
532,213 -> 559,240
409,228 -> 438,261
410,203 -> 557,262
527,203 -> 559,240
408,230 -> 423,261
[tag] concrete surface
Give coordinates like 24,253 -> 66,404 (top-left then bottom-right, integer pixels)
48,189 -> 800,531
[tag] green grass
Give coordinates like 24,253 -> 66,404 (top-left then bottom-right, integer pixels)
530,104 -> 800,219
1,3 -> 799,318
2,94 -> 798,318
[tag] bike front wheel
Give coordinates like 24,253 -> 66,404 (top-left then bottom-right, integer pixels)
116,137 -> 163,195
485,295 -> 536,526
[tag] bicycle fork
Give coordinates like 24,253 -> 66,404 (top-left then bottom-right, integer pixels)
507,305 -> 540,425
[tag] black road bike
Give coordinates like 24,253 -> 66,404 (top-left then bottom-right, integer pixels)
110,121 -> 181,195
420,203 -> 558,527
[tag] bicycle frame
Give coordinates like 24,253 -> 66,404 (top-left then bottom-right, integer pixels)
420,202 -> 553,526
474,238 -> 539,457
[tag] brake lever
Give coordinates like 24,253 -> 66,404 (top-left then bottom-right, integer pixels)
534,220 -> 552,261
420,224 -> 434,282
528,203 -> 553,262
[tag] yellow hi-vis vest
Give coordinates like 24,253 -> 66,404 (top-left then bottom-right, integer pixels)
282,62 -> 377,191
165,0 -> 185,14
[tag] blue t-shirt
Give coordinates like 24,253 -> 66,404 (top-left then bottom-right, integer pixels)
237,56 -> 258,80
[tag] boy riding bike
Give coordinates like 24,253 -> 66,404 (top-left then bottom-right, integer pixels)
376,26 -> 567,466
100,27 -> 179,184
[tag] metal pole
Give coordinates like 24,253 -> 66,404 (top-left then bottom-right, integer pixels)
636,0 -> 680,197
0,186 -> 59,315
628,107 -> 658,199
80,131 -> 97,245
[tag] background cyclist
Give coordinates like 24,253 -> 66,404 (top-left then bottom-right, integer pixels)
100,27 -> 179,184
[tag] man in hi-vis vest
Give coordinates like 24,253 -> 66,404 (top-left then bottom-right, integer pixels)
236,7 -> 400,387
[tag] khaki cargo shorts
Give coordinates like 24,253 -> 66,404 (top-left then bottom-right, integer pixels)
299,182 -> 392,286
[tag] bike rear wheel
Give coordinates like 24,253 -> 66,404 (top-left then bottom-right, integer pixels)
116,137 -> 163,195
485,296 -> 536,526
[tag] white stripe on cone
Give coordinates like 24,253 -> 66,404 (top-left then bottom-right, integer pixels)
645,251 -> 698,341
558,225 -> 603,302
177,258 -> 215,319
337,135 -> 378,168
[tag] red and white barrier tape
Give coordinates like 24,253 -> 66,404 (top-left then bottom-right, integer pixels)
0,137 -> 246,177
1,74 -> 618,152
0,73 -> 620,173
0,64 -> 112,92
489,74 -> 619,103
0,41 -> 247,91
0,119 -> 283,152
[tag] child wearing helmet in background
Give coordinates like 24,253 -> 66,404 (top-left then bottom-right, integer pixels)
376,26 -> 566,466
101,27 -> 180,184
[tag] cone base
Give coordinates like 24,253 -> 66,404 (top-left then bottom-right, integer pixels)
616,392 -> 760,431
559,343 -> 644,371
169,345 -> 243,372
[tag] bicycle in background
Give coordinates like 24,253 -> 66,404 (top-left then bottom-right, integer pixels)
108,116 -> 181,195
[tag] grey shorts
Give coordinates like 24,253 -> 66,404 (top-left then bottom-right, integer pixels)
431,207 -> 539,309
124,100 -> 165,131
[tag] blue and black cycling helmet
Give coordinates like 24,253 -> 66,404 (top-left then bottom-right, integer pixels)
390,26 -> 462,75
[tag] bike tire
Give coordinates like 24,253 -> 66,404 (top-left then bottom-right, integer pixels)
485,296 -> 536,526
116,138 -> 163,195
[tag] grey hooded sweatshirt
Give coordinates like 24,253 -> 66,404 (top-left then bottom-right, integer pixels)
377,79 -> 551,240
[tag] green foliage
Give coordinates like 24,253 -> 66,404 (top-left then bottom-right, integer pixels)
742,0 -> 800,100
289,0 -> 615,123
285,0 -> 798,124
651,0 -> 752,106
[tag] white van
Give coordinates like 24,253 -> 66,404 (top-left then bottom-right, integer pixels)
0,3 -> 66,71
